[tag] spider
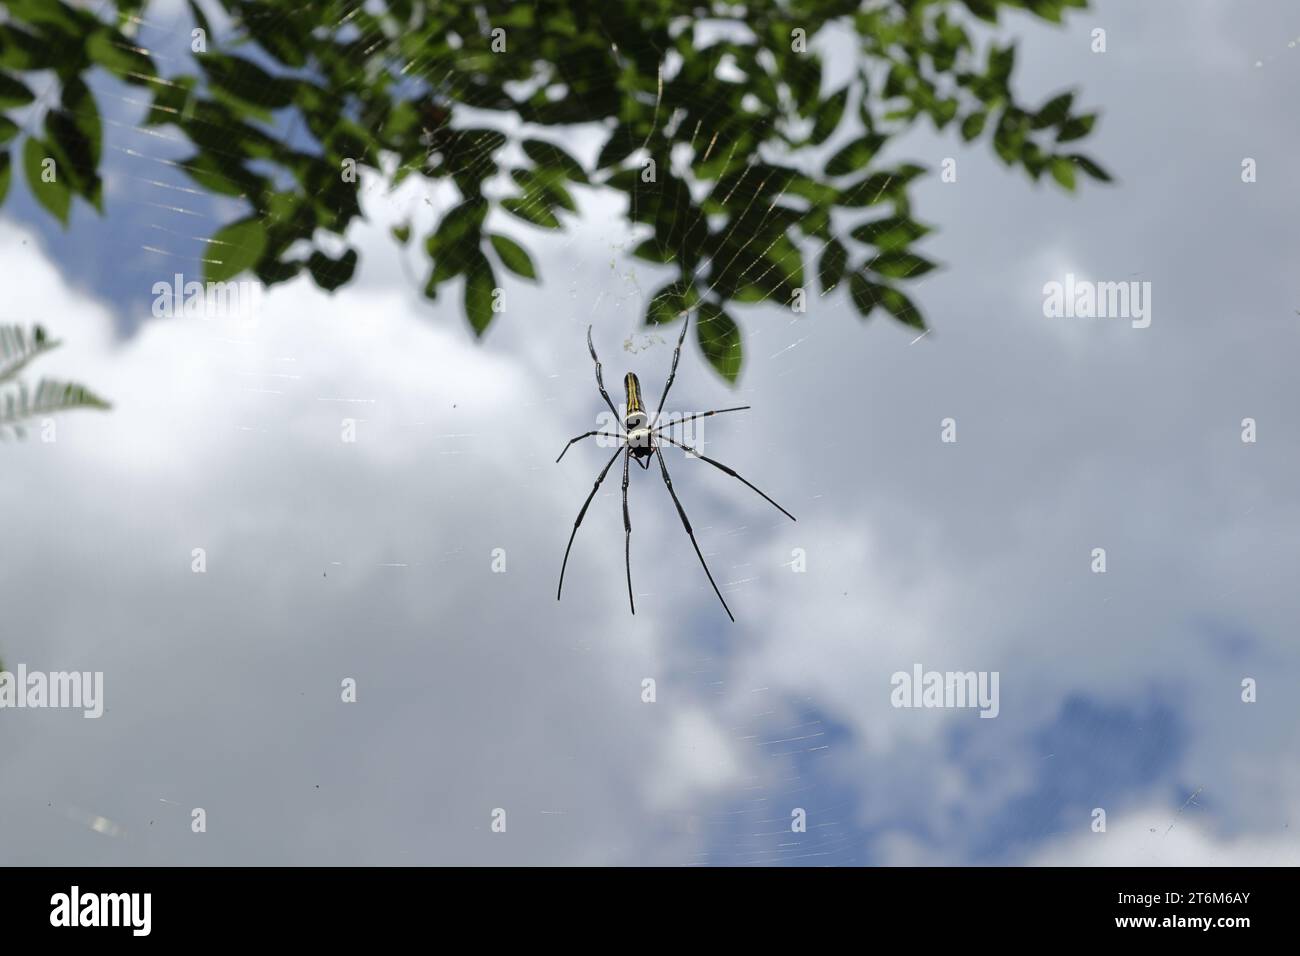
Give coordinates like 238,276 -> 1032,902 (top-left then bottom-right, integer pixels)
555,317 -> 796,622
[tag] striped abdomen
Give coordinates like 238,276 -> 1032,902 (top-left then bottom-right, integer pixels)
624,372 -> 648,428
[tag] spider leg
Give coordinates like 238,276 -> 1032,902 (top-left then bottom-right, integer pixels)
657,433 -> 796,522
556,430 -> 622,463
622,449 -> 634,615
557,446 -> 624,602
654,446 -> 734,623
651,406 -> 750,434
651,316 -> 690,428
586,325 -> 621,422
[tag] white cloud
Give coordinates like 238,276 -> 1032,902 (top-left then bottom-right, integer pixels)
4,0 -> 1300,865
0,177 -> 753,863
1029,807 -> 1300,867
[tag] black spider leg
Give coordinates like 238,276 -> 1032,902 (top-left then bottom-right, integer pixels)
651,315 -> 690,428
651,406 -> 750,434
557,445 -> 624,602
586,325 -> 621,423
657,433 -> 796,522
654,446 -> 734,623
556,430 -> 622,463
622,448 -> 634,614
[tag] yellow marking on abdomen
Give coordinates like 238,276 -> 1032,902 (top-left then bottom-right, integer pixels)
624,372 -> 644,416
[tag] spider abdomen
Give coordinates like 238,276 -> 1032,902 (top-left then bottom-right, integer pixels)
623,372 -> 649,429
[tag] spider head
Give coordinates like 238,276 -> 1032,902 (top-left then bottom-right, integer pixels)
623,372 -> 649,430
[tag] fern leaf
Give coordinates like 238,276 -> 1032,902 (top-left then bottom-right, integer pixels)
0,379 -> 111,437
0,324 -> 61,385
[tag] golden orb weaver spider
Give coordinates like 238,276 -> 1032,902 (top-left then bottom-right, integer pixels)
555,318 -> 796,622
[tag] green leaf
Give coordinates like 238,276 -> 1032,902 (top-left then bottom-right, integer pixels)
238,2 -> 309,68
988,43 -> 1016,88
1069,154 -> 1113,183
825,134 -> 885,177
836,166 -> 925,207
0,323 -> 58,384
521,139 -> 588,182
489,233 -> 537,279
810,87 -> 848,145
879,286 -> 925,330
0,150 -> 9,205
631,239 -> 675,264
1033,92 -> 1074,129
786,49 -> 823,114
849,272 -> 882,320
511,167 -> 576,211
696,303 -> 742,384
204,217 -> 267,282
960,111 -> 987,142
645,279 -> 697,326
200,54 -> 293,110
596,122 -> 639,169
60,77 -> 101,166
444,128 -> 507,172
851,215 -> 932,250
179,151 -> 261,198
857,78 -> 876,133
23,137 -> 70,225
1021,141 -> 1048,179
1049,155 -> 1076,190
427,240 -> 467,285
86,27 -> 156,82
463,252 -> 497,337
931,97 -> 960,128
434,198 -> 487,248
0,378 -> 110,436
0,24 -> 54,71
1056,114 -> 1096,143
866,250 -> 938,279
44,78 -> 101,205
1024,0 -> 1073,23
3,0 -> 89,35
1,330 -> 112,435
763,234 -> 805,291
307,248 -> 358,291
0,116 -> 16,146
186,0 -> 212,38
501,196 -> 561,229
391,222 -> 411,244
0,71 -> 34,109
819,239 -> 848,293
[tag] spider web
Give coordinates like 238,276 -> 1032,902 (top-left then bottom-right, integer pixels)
13,0 -> 1300,873
30,0 -> 860,866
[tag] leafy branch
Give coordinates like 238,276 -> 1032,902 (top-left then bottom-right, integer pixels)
0,325 -> 110,439
0,0 -> 1112,382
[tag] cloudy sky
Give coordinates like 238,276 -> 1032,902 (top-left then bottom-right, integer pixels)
1,0 -> 1298,865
